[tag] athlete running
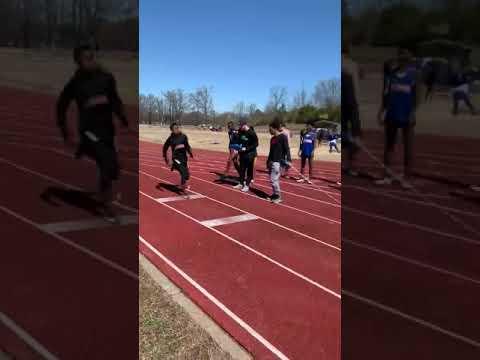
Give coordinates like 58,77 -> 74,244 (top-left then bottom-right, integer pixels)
234,119 -> 258,192
267,118 -> 291,203
163,123 -> 194,191
223,121 -> 241,177
297,122 -> 316,183
375,46 -> 421,189
56,44 -> 130,222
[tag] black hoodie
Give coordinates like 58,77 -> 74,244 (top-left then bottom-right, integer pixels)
57,67 -> 128,142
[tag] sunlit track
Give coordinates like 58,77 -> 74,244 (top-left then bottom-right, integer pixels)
0,86 -> 139,359
139,140 -> 341,359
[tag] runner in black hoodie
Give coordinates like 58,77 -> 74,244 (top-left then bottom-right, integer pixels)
56,44 -> 129,222
163,123 -> 194,191
234,119 -> 258,192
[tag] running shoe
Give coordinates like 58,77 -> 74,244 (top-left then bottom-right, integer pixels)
399,179 -> 414,190
297,178 -> 305,183
471,185 -> 480,192
233,183 -> 243,189
374,177 -> 393,185
271,197 -> 283,204
241,185 -> 250,192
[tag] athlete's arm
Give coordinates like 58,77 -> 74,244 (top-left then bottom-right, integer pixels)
108,75 -> 128,127
284,134 -> 292,163
185,136 -> 194,158
163,136 -> 171,163
56,78 -> 75,141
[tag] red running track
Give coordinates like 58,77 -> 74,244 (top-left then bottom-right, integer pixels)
0,87 -> 139,359
342,130 -> 480,359
139,141 -> 341,359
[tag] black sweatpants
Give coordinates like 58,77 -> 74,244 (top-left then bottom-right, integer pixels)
79,134 -> 119,203
301,155 -> 313,177
172,157 -> 190,185
239,153 -> 255,186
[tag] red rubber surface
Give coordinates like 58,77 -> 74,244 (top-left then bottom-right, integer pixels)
0,87 -> 139,359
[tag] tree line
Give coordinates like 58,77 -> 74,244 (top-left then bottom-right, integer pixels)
140,79 -> 340,127
0,0 -> 138,51
343,0 -> 480,47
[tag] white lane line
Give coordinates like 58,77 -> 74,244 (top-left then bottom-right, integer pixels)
140,168 -> 341,225
343,237 -> 480,286
39,215 -> 138,233
139,236 -> 290,360
344,205 -> 480,246
200,214 -> 258,228
156,194 -> 205,203
345,185 -> 480,217
140,171 -> 341,251
343,290 -> 480,349
0,156 -> 137,214
140,191 -> 340,298
0,312 -> 59,360
0,206 -> 137,280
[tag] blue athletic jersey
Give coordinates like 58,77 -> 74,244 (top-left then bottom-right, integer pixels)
228,129 -> 239,148
300,130 -> 316,157
385,69 -> 417,127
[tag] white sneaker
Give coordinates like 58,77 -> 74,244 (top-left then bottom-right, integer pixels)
471,185 -> 480,192
374,177 -> 393,185
234,183 -> 243,189
241,185 -> 250,192
271,197 -> 283,204
297,178 -> 305,183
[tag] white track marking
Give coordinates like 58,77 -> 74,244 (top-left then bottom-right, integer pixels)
0,312 -> 59,360
39,215 -> 138,233
140,171 -> 341,251
140,167 -> 341,225
345,185 -> 480,217
0,156 -> 137,214
140,191 -> 340,298
200,214 -> 258,227
139,236 -> 291,360
343,290 -> 480,349
156,194 -> 205,203
0,206 -> 137,279
344,205 -> 480,246
343,237 -> 480,286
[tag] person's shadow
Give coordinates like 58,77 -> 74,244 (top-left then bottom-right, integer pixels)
40,187 -> 103,216
156,182 -> 184,195
211,171 -> 270,200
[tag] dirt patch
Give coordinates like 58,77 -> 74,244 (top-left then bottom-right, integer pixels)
0,48 -> 138,105
139,125 -> 341,162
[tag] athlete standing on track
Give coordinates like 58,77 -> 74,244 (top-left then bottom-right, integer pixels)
267,118 -> 291,203
297,121 -> 316,184
57,44 -> 130,222
223,121 -> 241,177
163,123 -> 194,191
234,119 -> 258,192
279,121 -> 292,179
375,46 -> 421,189
341,41 -> 362,177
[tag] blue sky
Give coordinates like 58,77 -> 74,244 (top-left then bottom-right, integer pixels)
140,0 -> 340,112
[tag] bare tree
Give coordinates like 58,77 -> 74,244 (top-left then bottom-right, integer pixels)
313,79 -> 340,109
293,84 -> 309,109
266,86 -> 288,113
189,86 -> 214,123
233,101 -> 246,120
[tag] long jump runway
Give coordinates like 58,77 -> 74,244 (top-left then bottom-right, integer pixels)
0,87 -> 139,359
139,141 -> 341,360
342,130 -> 480,359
